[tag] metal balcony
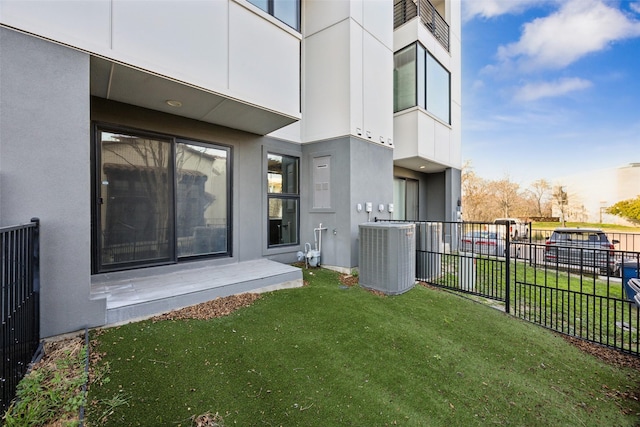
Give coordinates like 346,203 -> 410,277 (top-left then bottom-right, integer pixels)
394,0 -> 450,52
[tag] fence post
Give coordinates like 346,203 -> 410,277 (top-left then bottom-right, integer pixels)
1,227 -> 6,410
30,218 -> 41,341
504,222 -> 511,314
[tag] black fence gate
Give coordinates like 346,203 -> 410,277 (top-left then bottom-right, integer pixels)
1,218 -> 41,413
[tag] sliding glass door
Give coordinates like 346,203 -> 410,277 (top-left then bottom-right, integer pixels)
95,127 -> 230,272
393,177 -> 419,221
175,142 -> 229,257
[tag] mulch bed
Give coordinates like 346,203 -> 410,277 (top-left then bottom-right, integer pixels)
151,293 -> 262,321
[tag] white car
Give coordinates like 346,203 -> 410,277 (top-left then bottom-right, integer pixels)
460,231 -> 506,256
493,218 -> 529,240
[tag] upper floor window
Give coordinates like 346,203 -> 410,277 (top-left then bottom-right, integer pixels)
248,0 -> 300,31
393,42 -> 451,124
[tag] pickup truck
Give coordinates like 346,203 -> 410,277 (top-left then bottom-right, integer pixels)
492,218 -> 529,241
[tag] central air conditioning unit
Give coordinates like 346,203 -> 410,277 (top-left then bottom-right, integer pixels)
359,222 -> 416,295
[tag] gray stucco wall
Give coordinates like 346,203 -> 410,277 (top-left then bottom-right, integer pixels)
91,111 -> 395,275
446,167 -> 462,222
91,98 -> 305,267
0,29 -> 401,336
303,137 -> 394,270
393,166 -> 462,222
0,28 -> 105,337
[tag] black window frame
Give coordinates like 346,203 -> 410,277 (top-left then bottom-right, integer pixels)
247,0 -> 301,31
266,152 -> 300,248
91,123 -> 233,274
393,41 -> 451,125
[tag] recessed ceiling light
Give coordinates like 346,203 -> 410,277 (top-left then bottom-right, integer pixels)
419,165 -> 426,169
166,100 -> 182,107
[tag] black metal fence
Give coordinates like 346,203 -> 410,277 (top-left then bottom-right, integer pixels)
377,219 -> 640,357
1,218 -> 41,413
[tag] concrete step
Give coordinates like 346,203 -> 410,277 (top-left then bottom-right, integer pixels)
91,259 -> 302,326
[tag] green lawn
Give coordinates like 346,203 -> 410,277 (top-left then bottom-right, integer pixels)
444,255 -> 638,354
87,267 -> 640,426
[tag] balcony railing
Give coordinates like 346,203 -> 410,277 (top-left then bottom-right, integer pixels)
394,0 -> 450,52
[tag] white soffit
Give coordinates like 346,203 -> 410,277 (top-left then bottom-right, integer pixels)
394,157 -> 448,173
90,57 -> 298,135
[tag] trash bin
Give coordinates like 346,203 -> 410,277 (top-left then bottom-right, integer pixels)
622,260 -> 640,302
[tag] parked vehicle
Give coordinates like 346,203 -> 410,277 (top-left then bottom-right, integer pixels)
493,218 -> 528,240
460,231 -> 505,256
544,228 -> 620,275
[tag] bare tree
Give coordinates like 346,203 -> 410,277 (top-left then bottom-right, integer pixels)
527,179 -> 552,217
461,161 -> 492,221
490,176 -> 521,218
462,165 -> 557,221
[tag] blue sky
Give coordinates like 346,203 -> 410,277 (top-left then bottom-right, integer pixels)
461,0 -> 640,186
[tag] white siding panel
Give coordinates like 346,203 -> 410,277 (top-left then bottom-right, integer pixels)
350,23 -> 364,139
393,19 -> 419,51
362,31 -> 393,146
449,34 -> 462,108
394,110 -> 457,168
362,0 -> 392,49
303,20 -> 351,141
433,120 -> 450,164
0,0 -> 111,50
304,0 -> 350,37
112,0 -> 228,91
418,112 -> 436,159
450,104 -> 462,168
2,0 -> 300,118
228,2 -> 300,117
393,111 -> 418,160
268,121 -> 302,142
348,0 -> 364,26
418,24 -> 450,67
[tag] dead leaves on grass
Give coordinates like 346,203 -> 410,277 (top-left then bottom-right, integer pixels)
339,273 -> 388,297
191,411 -> 225,427
151,293 -> 262,321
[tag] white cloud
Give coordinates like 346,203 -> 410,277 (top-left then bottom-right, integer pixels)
497,0 -> 640,71
462,0 -> 551,22
471,79 -> 485,91
514,77 -> 592,102
631,2 -> 640,14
